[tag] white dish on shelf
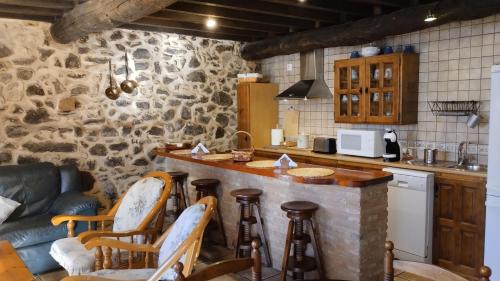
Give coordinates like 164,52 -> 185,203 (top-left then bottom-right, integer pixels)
361,46 -> 380,57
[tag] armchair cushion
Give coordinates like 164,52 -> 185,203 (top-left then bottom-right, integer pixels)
88,269 -> 157,280
113,177 -> 164,233
49,191 -> 98,216
0,195 -> 20,224
158,204 -> 206,280
0,214 -> 67,248
50,237 -> 96,276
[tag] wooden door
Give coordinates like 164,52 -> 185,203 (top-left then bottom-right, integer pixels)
237,84 -> 251,149
248,83 -> 278,148
434,176 -> 486,279
334,58 -> 365,123
364,54 -> 400,124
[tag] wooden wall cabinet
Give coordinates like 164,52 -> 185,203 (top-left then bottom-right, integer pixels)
334,53 -> 419,124
433,174 -> 486,280
237,83 -> 278,149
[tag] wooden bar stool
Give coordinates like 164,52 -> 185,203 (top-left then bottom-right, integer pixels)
230,188 -> 272,267
191,178 -> 227,246
168,171 -> 189,218
280,201 -> 324,281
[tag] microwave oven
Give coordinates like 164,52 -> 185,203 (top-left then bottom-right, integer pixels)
336,129 -> 385,158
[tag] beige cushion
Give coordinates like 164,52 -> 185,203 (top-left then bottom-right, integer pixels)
113,177 -> 164,234
50,237 -> 96,276
0,195 -> 20,224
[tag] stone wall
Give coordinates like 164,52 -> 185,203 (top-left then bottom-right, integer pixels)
0,19 -> 256,198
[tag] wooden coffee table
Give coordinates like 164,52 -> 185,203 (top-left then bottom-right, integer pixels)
0,240 -> 35,281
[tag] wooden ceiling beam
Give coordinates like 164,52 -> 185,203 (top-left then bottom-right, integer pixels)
50,0 -> 179,43
180,0 -> 344,22
0,4 -> 63,17
123,23 -> 252,41
0,12 -> 56,22
136,17 -> 268,38
166,2 -> 316,29
260,0 -> 370,15
345,0 -> 407,8
0,0 -> 74,10
241,0 -> 500,60
149,10 -> 289,33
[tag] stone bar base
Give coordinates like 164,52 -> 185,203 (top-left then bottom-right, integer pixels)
153,156 -> 388,281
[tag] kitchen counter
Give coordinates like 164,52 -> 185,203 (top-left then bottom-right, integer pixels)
256,147 -> 487,178
152,152 -> 391,280
154,151 -> 393,187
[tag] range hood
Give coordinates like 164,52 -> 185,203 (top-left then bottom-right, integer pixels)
276,49 -> 332,100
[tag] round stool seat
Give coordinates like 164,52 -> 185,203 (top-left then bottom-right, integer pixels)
191,178 -> 220,188
281,201 -> 319,214
230,188 -> 262,200
168,171 -> 188,179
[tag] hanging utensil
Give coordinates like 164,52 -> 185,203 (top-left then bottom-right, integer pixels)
120,51 -> 138,93
105,60 -> 121,100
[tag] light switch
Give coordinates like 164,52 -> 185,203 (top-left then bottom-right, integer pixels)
286,63 -> 293,72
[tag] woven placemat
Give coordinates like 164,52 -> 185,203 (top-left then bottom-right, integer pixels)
245,160 -> 276,168
201,154 -> 233,161
169,149 -> 192,155
287,168 -> 334,178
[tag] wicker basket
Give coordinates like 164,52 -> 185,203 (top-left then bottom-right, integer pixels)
232,131 -> 254,162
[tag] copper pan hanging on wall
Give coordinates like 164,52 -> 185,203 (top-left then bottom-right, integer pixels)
105,59 -> 121,100
120,51 -> 138,93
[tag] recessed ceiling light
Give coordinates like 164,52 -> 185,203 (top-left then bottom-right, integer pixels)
424,10 -> 437,22
206,18 -> 217,29
298,0 -> 306,2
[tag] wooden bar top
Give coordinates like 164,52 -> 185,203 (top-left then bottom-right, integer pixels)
155,151 -> 393,188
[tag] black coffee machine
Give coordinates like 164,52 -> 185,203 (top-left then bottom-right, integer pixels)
383,129 -> 400,162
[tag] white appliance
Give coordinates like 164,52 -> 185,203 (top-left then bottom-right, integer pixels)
485,65 -> 500,281
383,167 -> 435,263
336,129 -> 385,157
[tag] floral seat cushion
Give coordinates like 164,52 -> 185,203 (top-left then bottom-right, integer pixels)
50,177 -> 165,275
113,177 -> 165,233
157,203 -> 206,280
50,237 -> 95,276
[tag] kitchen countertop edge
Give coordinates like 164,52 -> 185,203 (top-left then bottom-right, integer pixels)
155,151 -> 394,188
255,148 -> 487,178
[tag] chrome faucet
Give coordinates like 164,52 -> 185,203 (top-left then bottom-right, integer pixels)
457,141 -> 469,166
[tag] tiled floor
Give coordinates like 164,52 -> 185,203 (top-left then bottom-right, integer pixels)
38,243 -> 281,281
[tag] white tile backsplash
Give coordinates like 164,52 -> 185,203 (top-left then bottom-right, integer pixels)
260,14 -> 500,165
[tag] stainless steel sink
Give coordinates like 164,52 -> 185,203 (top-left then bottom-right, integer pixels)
405,160 -> 487,173
446,164 -> 487,172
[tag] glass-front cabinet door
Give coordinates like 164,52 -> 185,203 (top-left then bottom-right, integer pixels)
364,55 -> 400,123
334,58 -> 365,123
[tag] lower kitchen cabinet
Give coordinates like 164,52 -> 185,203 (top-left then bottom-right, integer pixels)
433,175 -> 486,280
254,149 -> 487,280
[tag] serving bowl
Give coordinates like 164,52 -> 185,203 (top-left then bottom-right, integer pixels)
361,46 -> 380,57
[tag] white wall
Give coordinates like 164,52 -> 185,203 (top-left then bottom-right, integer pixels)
261,14 -> 500,165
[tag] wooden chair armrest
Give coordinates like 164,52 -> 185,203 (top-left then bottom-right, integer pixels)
78,229 -> 159,243
62,276 -> 145,281
51,214 -> 114,226
84,237 -> 159,253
